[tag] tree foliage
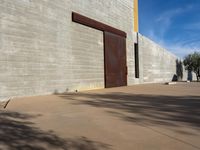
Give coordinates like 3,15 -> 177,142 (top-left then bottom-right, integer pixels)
183,52 -> 200,81
176,59 -> 183,81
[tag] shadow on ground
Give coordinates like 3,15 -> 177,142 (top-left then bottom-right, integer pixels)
0,111 -> 111,150
60,92 -> 200,130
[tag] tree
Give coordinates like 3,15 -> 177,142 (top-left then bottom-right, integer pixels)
176,59 -> 183,81
183,52 -> 200,82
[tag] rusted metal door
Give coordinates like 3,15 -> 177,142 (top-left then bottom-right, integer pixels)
104,32 -> 127,88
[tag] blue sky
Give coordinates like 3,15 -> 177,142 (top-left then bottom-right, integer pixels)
138,0 -> 200,58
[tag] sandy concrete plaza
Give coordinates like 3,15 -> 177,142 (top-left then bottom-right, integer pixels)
1,83 -> 200,150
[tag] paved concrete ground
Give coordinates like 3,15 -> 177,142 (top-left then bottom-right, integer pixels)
0,83 -> 200,150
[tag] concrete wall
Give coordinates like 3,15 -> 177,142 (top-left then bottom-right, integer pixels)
182,69 -> 197,81
0,0 -> 135,101
138,34 -> 177,83
138,34 -> 197,83
1,0 -> 193,102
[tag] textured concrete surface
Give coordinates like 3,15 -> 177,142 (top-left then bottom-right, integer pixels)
0,0 -> 135,100
138,34 -> 197,83
0,0 -> 195,102
1,83 -> 200,150
139,34 -> 178,83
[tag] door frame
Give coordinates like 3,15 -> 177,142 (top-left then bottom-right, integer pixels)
72,12 -> 126,37
72,12 -> 127,88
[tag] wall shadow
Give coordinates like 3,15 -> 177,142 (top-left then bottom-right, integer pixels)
0,111 -> 111,150
59,92 -> 200,130
172,74 -> 178,82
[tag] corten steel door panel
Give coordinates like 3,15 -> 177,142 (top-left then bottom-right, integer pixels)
104,32 -> 127,88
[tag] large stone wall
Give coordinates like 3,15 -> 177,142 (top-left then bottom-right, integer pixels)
1,0 -> 194,102
138,34 -> 197,83
138,34 -> 196,83
138,34 -> 177,83
0,0 -> 135,101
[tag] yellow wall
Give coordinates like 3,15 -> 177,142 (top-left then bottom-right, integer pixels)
134,0 -> 139,32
